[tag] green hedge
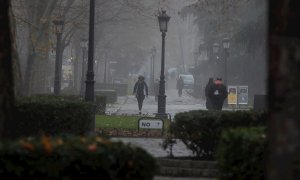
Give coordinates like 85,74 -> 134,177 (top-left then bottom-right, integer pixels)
4,95 -> 94,138
61,87 -> 78,95
170,110 -> 266,159
0,136 -> 157,180
95,95 -> 106,115
217,127 -> 266,180
95,89 -> 117,104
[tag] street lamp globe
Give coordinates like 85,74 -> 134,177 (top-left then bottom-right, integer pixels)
53,19 -> 64,34
222,37 -> 230,49
158,10 -> 170,33
213,42 -> 220,53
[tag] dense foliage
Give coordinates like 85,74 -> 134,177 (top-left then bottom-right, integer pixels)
4,95 -> 94,138
95,95 -> 106,115
217,127 -> 266,180
170,110 -> 266,159
95,89 -> 117,104
0,136 -> 157,180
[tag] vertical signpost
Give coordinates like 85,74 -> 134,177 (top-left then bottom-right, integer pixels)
238,86 -> 248,105
227,85 -> 249,109
228,86 -> 238,105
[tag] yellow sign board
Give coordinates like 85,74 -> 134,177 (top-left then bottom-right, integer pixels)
228,86 -> 237,105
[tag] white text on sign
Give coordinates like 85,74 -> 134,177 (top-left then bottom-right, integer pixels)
139,120 -> 163,129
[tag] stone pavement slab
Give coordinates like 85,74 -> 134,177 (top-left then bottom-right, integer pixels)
111,137 -> 193,158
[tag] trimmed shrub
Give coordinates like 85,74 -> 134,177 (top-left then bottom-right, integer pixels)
4,95 -> 94,138
95,95 -> 106,115
217,127 -> 266,180
0,136 -> 157,180
170,110 -> 266,159
95,83 -> 128,96
95,89 -> 117,104
61,86 -> 78,95
27,94 -> 84,101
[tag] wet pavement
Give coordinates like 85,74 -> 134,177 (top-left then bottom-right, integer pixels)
108,89 -> 204,158
111,137 -> 215,180
113,89 -> 206,119
107,89 -> 215,180
111,137 -> 194,158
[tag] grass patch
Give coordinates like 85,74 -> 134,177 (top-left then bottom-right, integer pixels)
96,115 -> 170,130
96,115 -> 138,129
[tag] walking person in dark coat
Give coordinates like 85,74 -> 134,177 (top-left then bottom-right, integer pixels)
208,78 -> 228,110
133,75 -> 148,114
204,77 -> 214,110
176,76 -> 184,97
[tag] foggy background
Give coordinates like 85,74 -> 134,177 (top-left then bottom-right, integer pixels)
11,0 -> 267,103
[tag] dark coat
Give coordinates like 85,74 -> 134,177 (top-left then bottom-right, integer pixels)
204,79 -> 214,110
208,83 -> 228,110
133,81 -> 148,97
176,78 -> 184,90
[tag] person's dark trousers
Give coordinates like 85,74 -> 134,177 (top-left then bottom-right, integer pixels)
137,95 -> 145,111
212,103 -> 223,111
206,98 -> 213,110
178,89 -> 182,97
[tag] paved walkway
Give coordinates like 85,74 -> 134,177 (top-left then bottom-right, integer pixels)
108,89 -> 203,158
109,89 -> 206,119
111,138 -> 215,179
106,89 -> 215,180
111,137 -> 193,158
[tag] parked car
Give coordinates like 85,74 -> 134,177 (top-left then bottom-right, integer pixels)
179,74 -> 194,89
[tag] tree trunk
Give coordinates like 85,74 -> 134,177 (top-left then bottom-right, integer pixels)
23,1 -> 58,96
9,4 -> 22,97
73,39 -> 81,93
24,51 -> 35,96
25,30 -> 53,95
267,0 -> 300,179
0,0 -> 15,138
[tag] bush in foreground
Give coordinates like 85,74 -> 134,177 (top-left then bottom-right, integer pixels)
4,95 -> 94,138
216,127 -> 266,180
0,136 -> 157,180
170,110 -> 266,159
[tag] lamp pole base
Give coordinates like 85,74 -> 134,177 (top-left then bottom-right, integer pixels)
156,94 -> 168,119
155,113 -> 169,120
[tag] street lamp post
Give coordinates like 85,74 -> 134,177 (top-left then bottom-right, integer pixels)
84,0 -> 96,133
212,42 -> 220,59
85,0 -> 95,102
156,10 -> 170,119
80,38 -> 88,96
104,50 -> 107,84
150,46 -> 156,95
222,37 -> 230,85
193,51 -> 199,67
199,43 -> 205,61
212,42 -> 220,78
53,19 -> 64,95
